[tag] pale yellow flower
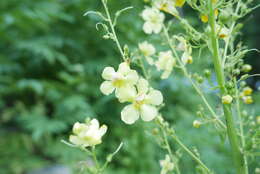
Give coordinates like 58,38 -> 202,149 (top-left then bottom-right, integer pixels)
160,155 -> 174,174
100,62 -> 139,102
242,87 -> 253,96
200,14 -> 208,23
174,0 -> 186,7
222,95 -> 233,104
142,7 -> 165,34
242,96 -> 253,104
139,41 -> 156,65
155,51 -> 176,79
216,25 -> 229,39
154,0 -> 179,16
181,51 -> 193,64
121,78 -> 163,124
69,119 -> 107,147
176,36 -> 188,52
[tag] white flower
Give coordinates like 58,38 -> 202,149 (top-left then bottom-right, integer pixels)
222,95 -> 233,104
216,24 -> 229,39
154,0 -> 179,16
141,7 -> 165,34
160,155 -> 174,174
175,36 -> 188,52
155,51 -> 176,79
100,62 -> 139,102
69,118 -> 107,147
121,78 -> 163,124
181,51 -> 193,64
139,41 -> 156,65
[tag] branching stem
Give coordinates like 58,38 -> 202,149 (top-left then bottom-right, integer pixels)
208,0 -> 247,173
162,25 -> 226,129
102,0 -> 125,61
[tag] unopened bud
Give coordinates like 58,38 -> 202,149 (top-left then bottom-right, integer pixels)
204,69 -> 211,78
222,95 -> 233,104
242,64 -> 252,72
193,120 -> 202,128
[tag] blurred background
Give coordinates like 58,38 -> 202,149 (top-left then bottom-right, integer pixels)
0,0 -> 259,174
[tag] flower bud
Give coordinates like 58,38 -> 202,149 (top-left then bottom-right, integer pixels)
240,81 -> 246,87
232,69 -> 240,75
256,116 -> 260,125
193,120 -> 202,128
103,34 -> 110,39
242,110 -> 247,117
242,87 -> 253,96
226,82 -> 233,89
242,96 -> 253,104
204,69 -> 211,78
200,14 -> 208,23
222,95 -> 233,104
197,76 -> 204,84
242,64 -> 252,72
152,128 -> 159,135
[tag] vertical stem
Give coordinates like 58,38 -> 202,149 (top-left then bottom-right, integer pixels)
162,129 -> 181,174
91,147 -> 100,174
207,1 -> 246,173
234,79 -> 249,174
162,25 -> 226,129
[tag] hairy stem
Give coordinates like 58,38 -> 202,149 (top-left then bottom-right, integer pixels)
207,0 -> 246,173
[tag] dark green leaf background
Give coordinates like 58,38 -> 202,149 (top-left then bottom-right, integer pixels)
0,0 -> 259,174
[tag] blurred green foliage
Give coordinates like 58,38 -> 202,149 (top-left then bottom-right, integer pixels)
0,0 -> 259,174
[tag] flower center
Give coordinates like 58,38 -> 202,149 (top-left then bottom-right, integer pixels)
134,94 -> 146,109
112,73 -> 125,87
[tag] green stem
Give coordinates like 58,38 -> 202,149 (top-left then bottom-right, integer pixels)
91,147 -> 100,174
222,1 -> 241,67
161,129 -> 181,174
171,135 -> 211,174
162,25 -> 226,129
208,1 -> 246,173
234,79 -> 249,174
102,0 -> 125,61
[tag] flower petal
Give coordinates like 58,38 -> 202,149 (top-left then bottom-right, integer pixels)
126,70 -> 139,85
140,104 -> 158,122
118,62 -> 130,75
100,81 -> 115,95
121,104 -> 140,124
137,78 -> 149,94
146,89 -> 163,105
115,85 -> 137,103
143,22 -> 153,34
90,118 -> 100,130
152,22 -> 163,34
99,125 -> 108,136
69,135 -> 87,146
142,8 -> 153,21
102,67 -> 116,80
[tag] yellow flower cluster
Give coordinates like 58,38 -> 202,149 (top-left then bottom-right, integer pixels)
100,62 -> 163,124
240,87 -> 254,104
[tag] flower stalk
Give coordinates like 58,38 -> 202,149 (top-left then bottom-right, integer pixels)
207,0 -> 247,173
